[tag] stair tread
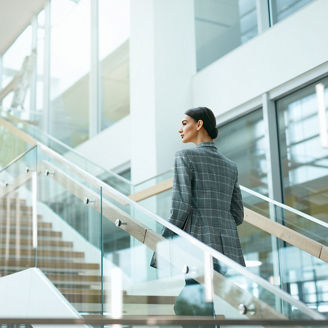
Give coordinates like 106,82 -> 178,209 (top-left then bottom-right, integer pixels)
0,227 -> 61,236
0,249 -> 84,258
0,239 -> 73,247
62,293 -> 176,304
0,259 -> 99,269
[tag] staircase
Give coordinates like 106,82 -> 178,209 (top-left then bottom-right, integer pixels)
0,195 -> 176,315
0,117 -> 325,322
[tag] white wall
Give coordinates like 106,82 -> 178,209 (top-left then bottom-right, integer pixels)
74,115 -> 130,172
0,268 -> 86,328
192,0 -> 328,118
75,0 -> 328,184
130,0 -> 196,184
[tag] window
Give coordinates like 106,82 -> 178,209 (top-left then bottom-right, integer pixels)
215,109 -> 268,195
50,0 -> 91,147
270,0 -> 314,24
276,77 -> 328,222
99,0 -> 130,131
194,0 -> 258,71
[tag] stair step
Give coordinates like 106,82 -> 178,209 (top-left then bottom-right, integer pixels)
62,293 -> 176,304
0,214 -> 43,221
46,273 -> 101,283
0,205 -> 31,211
0,199 -> 26,206
0,222 -> 52,229
0,249 -> 84,258
2,239 -> 73,248
0,227 -> 61,237
0,259 -> 99,270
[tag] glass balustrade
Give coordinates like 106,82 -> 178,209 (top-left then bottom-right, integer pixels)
0,147 -> 37,278
134,170 -> 328,315
0,143 -> 323,323
0,123 -> 32,168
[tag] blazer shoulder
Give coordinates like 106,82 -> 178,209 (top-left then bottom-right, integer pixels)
174,149 -> 195,169
175,148 -> 195,158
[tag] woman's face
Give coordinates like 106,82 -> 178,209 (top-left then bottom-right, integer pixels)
179,115 -> 199,143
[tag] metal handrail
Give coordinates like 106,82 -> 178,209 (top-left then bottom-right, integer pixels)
26,124 -> 132,186
136,168 -> 328,229
0,116 -> 131,186
0,145 -> 37,174
240,185 -> 328,229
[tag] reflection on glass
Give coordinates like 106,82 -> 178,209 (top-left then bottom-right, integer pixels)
215,109 -> 268,195
99,0 -> 130,131
2,26 -> 32,113
50,0 -> 90,147
34,11 -> 45,126
277,77 -> 328,222
37,149 -> 102,314
270,0 -> 313,24
0,126 -> 30,168
194,0 -> 258,71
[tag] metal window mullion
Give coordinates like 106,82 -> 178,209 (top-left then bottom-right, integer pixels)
262,93 -> 283,203
268,0 -> 275,26
30,15 -> 38,119
89,0 -> 100,138
43,0 -> 51,134
256,0 -> 270,33
263,92 -> 287,314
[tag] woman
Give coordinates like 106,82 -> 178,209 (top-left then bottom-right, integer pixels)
163,107 -> 245,317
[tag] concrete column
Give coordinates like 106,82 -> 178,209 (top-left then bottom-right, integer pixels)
89,0 -> 100,138
130,0 -> 196,184
43,0 -> 51,134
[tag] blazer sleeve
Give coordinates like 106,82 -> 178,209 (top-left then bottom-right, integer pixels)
162,151 -> 192,238
230,168 -> 244,226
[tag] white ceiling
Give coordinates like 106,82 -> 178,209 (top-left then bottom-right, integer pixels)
0,0 -> 46,55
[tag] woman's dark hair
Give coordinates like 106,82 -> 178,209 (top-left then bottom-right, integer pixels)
185,107 -> 218,139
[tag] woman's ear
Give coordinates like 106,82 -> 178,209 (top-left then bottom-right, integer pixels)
197,119 -> 204,131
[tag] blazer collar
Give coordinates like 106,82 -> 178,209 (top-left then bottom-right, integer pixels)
197,141 -> 217,149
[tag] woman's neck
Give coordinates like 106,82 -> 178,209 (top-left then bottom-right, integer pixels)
194,134 -> 212,146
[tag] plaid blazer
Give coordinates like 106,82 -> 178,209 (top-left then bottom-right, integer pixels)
163,142 -> 245,266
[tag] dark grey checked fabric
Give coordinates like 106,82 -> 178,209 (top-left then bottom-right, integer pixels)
163,141 -> 245,266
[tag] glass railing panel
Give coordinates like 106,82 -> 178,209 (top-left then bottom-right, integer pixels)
0,116 -> 132,196
0,123 -> 31,168
274,205 -> 328,247
100,193 -> 320,320
103,218 -> 208,316
133,169 -> 173,193
242,187 -> 328,247
35,147 -> 103,315
0,147 -> 37,279
241,189 -> 328,315
132,180 -> 328,315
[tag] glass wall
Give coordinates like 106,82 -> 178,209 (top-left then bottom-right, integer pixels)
194,0 -> 258,71
270,0 -> 314,24
99,0 -> 130,131
215,109 -> 268,195
277,77 -> 328,222
1,26 -> 32,112
49,0 -> 90,147
35,10 -> 45,125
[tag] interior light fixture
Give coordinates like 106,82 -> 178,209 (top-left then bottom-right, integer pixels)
245,260 -> 262,267
315,83 -> 328,148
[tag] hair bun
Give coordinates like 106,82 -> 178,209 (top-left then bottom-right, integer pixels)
210,127 -> 218,139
